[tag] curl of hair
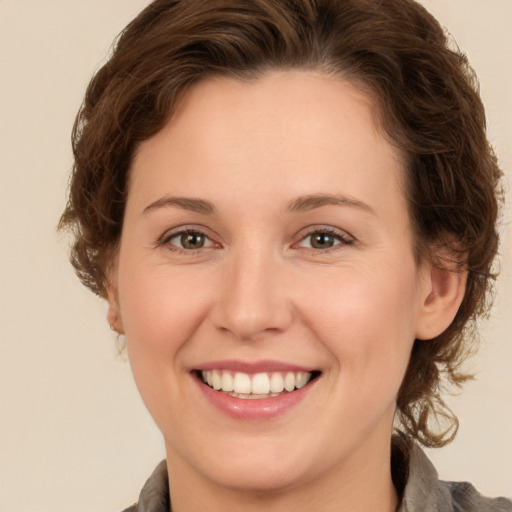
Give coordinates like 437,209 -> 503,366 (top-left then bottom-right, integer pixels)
59,0 -> 503,448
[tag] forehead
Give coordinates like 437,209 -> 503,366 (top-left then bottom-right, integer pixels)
129,70 -> 406,219
153,70 -> 384,156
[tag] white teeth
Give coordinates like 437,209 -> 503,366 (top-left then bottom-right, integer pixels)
251,373 -> 270,394
200,369 -> 314,395
269,372 -> 285,393
230,392 -> 281,399
296,371 -> 308,389
233,372 -> 252,394
284,372 -> 295,392
221,371 -> 234,392
211,370 -> 222,390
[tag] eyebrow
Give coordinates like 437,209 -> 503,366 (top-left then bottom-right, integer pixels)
143,196 -> 216,215
142,193 -> 374,216
287,193 -> 375,214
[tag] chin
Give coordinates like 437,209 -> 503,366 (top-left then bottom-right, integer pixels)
166,432 -> 315,495
206,460 -> 308,494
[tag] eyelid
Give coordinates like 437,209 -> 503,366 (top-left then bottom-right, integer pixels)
156,223 -> 354,253
293,225 -> 355,250
157,225 -> 221,251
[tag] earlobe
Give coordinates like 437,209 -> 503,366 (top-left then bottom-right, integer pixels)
106,263 -> 125,335
415,259 -> 467,341
107,301 -> 124,335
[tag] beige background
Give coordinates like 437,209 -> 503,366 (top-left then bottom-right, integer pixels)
0,1 -> 510,511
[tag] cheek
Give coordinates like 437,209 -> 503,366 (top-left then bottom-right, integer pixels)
298,261 -> 420,382
118,262 -> 211,356
115,260 -> 211,407
117,264 -> 214,431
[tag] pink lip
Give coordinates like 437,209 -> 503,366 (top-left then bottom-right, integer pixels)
194,359 -> 316,374
192,368 -> 319,421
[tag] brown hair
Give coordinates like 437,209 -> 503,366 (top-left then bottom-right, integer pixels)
59,0 -> 503,448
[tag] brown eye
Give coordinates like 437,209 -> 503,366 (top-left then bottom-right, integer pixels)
310,233 -> 337,249
163,229 -> 216,251
296,228 -> 353,251
180,232 -> 205,249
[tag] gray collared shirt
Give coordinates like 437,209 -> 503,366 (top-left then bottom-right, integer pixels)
399,443 -> 511,511
123,443 -> 512,512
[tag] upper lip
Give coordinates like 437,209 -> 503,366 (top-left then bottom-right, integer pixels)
193,359 -> 318,373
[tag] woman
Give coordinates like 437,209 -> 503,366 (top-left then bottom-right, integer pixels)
59,0 -> 511,510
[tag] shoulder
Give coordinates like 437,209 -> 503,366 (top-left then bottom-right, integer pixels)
440,480 -> 512,512
120,460 -> 169,512
396,437 -> 512,512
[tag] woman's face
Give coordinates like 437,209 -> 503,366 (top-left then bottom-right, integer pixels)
109,71 -> 434,493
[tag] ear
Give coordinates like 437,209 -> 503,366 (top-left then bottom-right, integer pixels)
105,259 -> 125,335
415,252 -> 467,341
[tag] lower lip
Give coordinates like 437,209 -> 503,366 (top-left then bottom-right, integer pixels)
194,373 -> 317,420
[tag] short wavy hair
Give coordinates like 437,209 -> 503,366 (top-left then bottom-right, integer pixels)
60,0 -> 503,448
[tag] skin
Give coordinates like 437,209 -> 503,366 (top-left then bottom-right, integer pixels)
107,71 -> 466,512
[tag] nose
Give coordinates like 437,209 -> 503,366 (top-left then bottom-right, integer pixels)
211,247 -> 294,341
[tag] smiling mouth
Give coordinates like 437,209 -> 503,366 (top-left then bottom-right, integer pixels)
197,369 -> 321,399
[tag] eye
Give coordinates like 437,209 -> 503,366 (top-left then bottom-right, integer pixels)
162,229 -> 217,251
296,228 -> 353,250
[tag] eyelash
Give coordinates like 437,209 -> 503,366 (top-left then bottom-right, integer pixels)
158,228 -> 218,254
157,226 -> 354,254
295,227 -> 354,252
